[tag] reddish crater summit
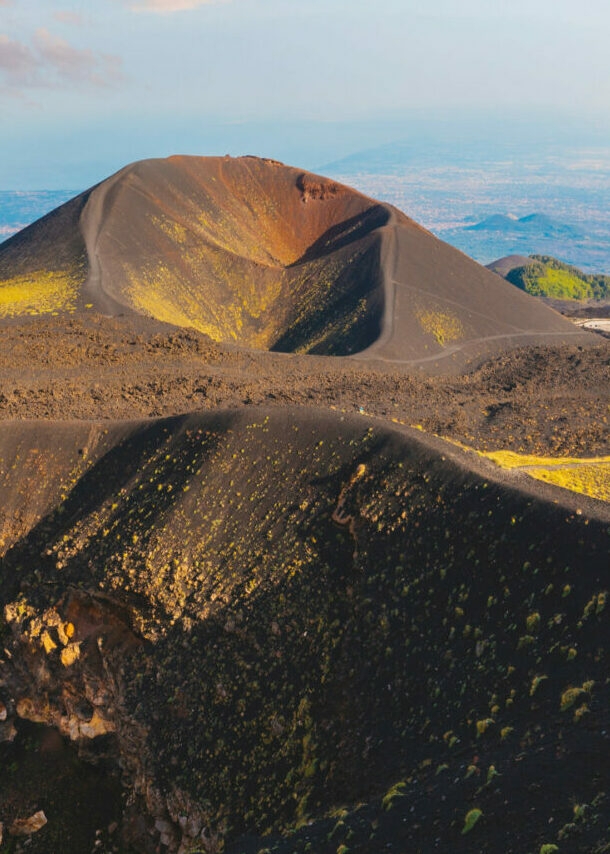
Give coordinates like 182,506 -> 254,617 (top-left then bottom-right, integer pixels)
296,172 -> 343,202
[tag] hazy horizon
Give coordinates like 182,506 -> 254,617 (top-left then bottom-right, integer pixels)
2,0 -> 610,188
4,135 -> 610,274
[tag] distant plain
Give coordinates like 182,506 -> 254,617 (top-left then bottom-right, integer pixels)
324,142 -> 610,273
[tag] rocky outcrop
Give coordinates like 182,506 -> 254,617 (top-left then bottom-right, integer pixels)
0,587 -> 232,852
297,172 -> 343,202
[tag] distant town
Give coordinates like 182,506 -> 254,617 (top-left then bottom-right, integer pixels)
325,142 -> 610,273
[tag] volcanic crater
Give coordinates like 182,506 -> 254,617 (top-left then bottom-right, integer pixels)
0,155 -> 592,367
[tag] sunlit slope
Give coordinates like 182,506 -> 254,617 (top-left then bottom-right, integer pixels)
81,155 -> 388,354
0,190 -> 89,318
83,155 -> 591,362
480,449 -> 610,502
1,409 -> 608,851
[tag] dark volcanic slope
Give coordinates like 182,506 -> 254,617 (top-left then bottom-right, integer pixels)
1,409 -> 609,854
0,313 -> 607,456
0,155 -> 592,368
357,216 -> 584,367
486,254 -> 534,277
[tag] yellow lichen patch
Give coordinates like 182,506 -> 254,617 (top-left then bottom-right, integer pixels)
125,262 -> 227,340
476,717 -> 494,735
16,697 -> 55,726
478,450 -> 610,503
151,215 -> 188,245
119,197 -> 377,353
482,451 -> 610,469
60,642 -> 81,667
0,269 -> 79,317
124,251 -> 287,348
40,630 -> 57,654
560,682 -> 594,712
526,464 -> 610,503
416,308 -> 464,346
432,436 -> 610,504
57,621 -> 75,645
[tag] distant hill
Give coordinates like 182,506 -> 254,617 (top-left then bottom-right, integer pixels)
468,213 -> 584,239
319,136 -> 517,175
486,254 -> 534,277
320,140 -> 455,174
468,214 -> 518,232
491,254 -> 610,301
318,139 -> 610,275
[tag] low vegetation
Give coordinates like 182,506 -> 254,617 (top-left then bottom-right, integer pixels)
478,448 -> 610,503
416,308 -> 464,346
0,156 -> 608,854
0,268 -> 80,318
1,411 -> 609,853
506,256 -> 610,301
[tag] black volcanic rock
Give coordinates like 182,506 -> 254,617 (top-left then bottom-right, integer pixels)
0,410 -> 609,854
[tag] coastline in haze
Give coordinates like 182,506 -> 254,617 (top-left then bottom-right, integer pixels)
0,190 -> 79,242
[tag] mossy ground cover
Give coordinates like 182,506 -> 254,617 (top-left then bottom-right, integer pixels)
98,159 -> 386,356
0,157 -> 607,854
478,449 -> 610,503
415,307 -> 464,347
526,462 -> 610,502
0,269 -> 80,318
1,410 -> 609,853
125,239 -> 381,356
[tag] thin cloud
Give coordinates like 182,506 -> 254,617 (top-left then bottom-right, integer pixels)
0,29 -> 123,90
53,11 -> 85,25
34,28 -> 123,86
0,35 -> 39,86
129,0 -> 228,13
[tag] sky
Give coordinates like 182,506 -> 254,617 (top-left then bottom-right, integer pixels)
1,0 -> 610,187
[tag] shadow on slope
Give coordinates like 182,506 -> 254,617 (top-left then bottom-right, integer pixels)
0,408 -> 609,852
